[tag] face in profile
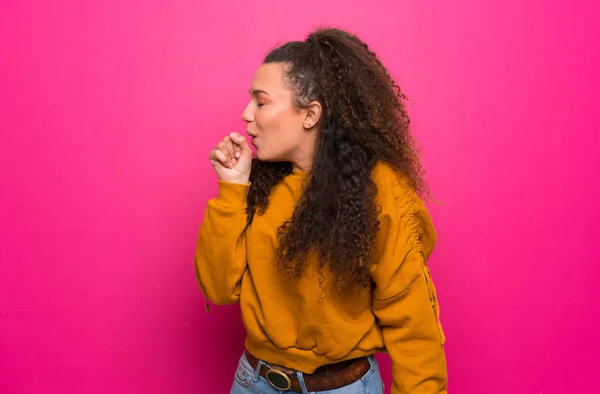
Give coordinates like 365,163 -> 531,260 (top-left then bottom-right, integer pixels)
241,63 -> 318,167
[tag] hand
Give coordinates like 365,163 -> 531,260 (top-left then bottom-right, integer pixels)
209,132 -> 252,184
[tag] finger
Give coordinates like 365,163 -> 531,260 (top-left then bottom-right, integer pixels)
233,141 -> 242,159
209,149 -> 222,165
229,132 -> 252,155
223,136 -> 236,163
217,141 -> 232,164
223,136 -> 234,158
212,148 -> 231,167
216,142 -> 231,164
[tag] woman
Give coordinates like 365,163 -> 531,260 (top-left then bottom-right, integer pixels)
195,27 -> 447,394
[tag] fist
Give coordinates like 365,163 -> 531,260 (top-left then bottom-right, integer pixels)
209,132 -> 252,184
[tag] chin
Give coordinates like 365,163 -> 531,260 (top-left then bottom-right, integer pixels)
255,150 -> 266,161
255,150 -> 271,161
256,151 -> 284,163
255,146 -> 290,162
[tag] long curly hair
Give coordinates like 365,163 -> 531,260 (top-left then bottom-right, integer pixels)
245,28 -> 428,290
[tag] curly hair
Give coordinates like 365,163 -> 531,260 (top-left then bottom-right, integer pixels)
245,28 -> 428,290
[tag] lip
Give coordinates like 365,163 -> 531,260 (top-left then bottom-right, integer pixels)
246,131 -> 257,144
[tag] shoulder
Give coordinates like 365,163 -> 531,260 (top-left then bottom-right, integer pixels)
371,161 -> 436,253
371,161 -> 416,205
371,160 -> 403,182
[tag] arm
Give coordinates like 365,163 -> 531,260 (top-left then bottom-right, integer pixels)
195,132 -> 253,307
371,168 -> 447,393
194,180 -> 249,306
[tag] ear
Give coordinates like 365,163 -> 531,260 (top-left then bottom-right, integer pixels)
303,101 -> 323,129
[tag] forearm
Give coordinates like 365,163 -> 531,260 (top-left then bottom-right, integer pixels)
195,181 -> 249,305
375,270 -> 447,393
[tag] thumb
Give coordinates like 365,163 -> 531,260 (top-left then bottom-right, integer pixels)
230,132 -> 252,155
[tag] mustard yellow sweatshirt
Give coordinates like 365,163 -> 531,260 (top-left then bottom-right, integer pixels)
195,162 -> 448,393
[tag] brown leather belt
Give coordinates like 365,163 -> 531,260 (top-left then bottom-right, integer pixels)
243,350 -> 370,392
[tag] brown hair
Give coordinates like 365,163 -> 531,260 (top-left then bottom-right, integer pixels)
245,28 -> 428,290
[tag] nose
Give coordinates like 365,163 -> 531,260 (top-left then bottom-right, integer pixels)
241,101 -> 254,123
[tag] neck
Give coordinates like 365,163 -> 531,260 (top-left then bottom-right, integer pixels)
291,131 -> 316,172
292,159 -> 311,172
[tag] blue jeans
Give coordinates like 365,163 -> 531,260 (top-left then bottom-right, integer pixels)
230,352 -> 384,394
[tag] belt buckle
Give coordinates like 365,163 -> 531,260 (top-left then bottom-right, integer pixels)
265,369 -> 292,391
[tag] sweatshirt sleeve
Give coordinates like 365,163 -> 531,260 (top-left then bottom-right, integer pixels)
371,165 -> 448,393
194,180 -> 250,306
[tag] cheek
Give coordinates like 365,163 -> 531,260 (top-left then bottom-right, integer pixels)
258,106 -> 284,127
256,107 -> 287,138
255,107 -> 305,156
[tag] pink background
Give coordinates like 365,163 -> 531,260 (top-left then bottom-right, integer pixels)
1,0 -> 599,393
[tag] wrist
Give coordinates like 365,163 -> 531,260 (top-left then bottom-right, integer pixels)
216,180 -> 250,208
219,176 -> 250,185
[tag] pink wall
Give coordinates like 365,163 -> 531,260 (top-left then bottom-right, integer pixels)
1,1 -> 598,393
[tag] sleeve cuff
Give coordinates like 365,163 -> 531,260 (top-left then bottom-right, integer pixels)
216,180 -> 250,208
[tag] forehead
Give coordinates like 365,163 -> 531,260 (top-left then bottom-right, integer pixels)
250,63 -> 288,92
